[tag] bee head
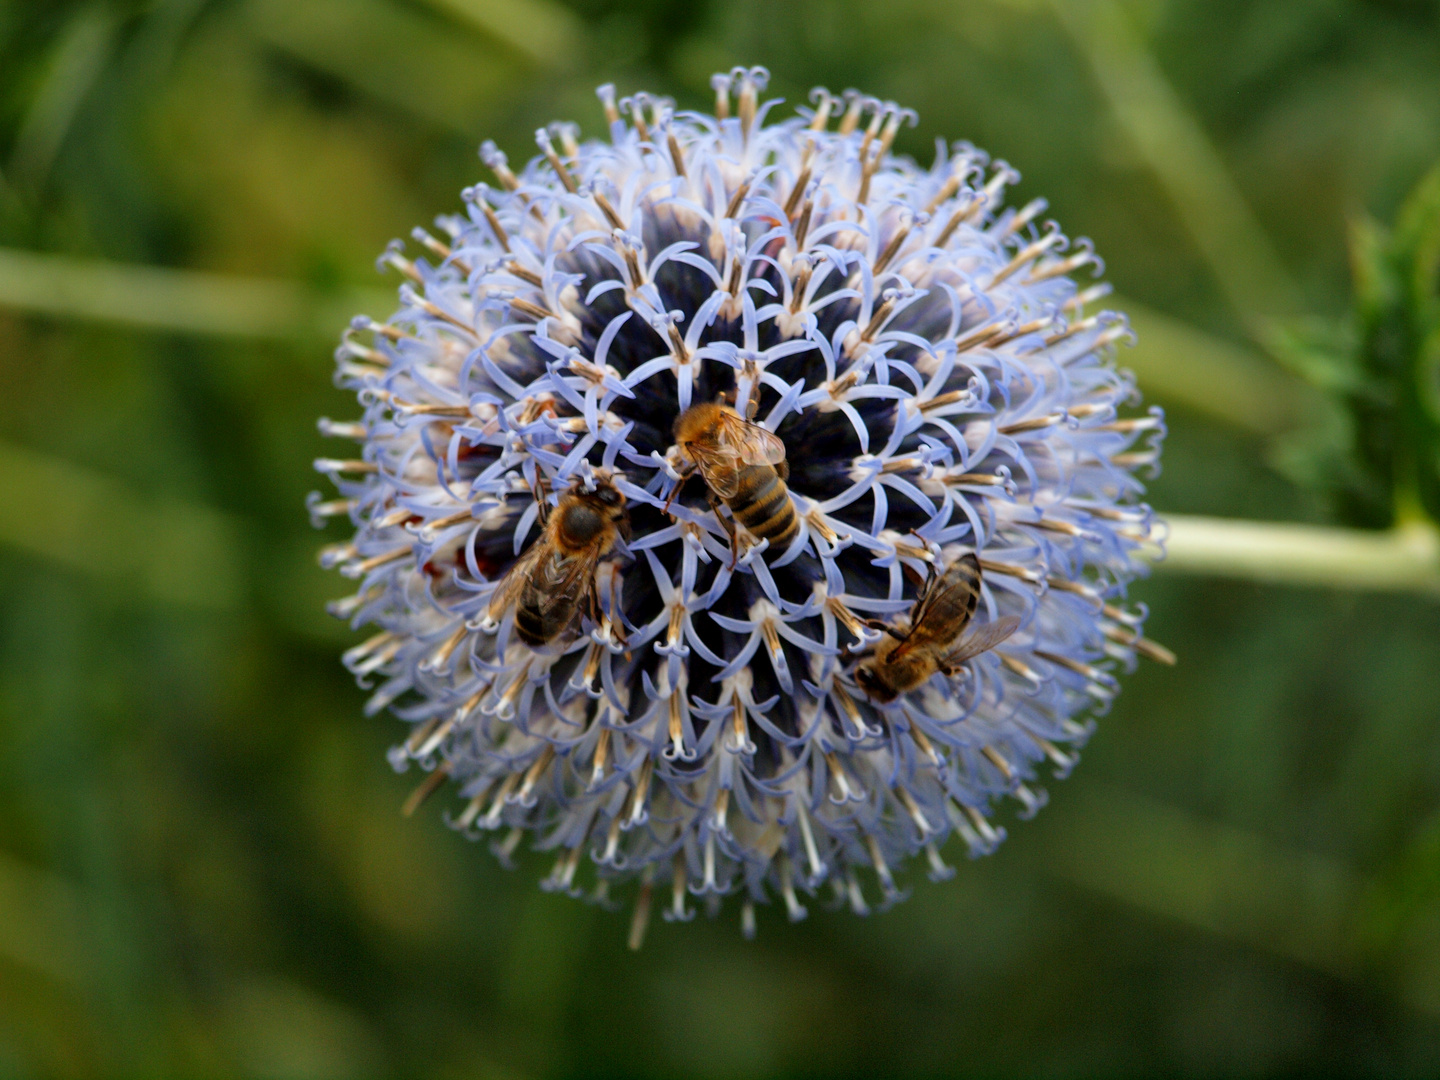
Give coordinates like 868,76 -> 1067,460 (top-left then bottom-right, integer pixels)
673,401 -> 726,447
566,473 -> 626,514
589,482 -> 624,513
578,479 -> 629,538
853,662 -> 897,705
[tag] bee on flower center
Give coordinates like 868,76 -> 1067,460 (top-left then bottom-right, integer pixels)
485,475 -> 630,647
669,401 -> 798,564
850,553 -> 1020,704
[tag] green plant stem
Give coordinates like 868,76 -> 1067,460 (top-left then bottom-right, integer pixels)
1156,514 -> 1440,597
0,249 -> 1311,434
0,247 -> 391,339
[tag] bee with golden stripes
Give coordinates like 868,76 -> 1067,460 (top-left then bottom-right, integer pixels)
485,475 -> 629,647
669,401 -> 798,565
849,553 -> 1020,704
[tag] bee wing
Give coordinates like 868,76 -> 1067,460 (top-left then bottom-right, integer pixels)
890,554 -> 983,662
686,441 -> 745,499
941,615 -> 1020,668
715,409 -> 787,467
485,542 -> 543,619
530,547 -> 603,617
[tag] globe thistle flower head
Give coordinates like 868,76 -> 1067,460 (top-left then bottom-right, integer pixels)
312,67 -> 1171,946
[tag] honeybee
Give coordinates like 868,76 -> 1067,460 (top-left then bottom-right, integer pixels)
486,476 -> 629,647
670,401 -> 798,563
850,553 -> 1019,704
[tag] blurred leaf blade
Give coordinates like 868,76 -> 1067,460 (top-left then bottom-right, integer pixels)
1040,784 -> 1362,979
1045,0 -> 1304,324
246,0 -> 519,136
420,0 -> 582,68
0,849 -> 91,988
1118,296 -> 1314,434
8,4 -> 120,193
0,439 -> 243,609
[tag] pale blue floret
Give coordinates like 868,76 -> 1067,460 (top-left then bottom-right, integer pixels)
313,67 -> 1168,938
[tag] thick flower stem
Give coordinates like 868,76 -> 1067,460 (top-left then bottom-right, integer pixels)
1153,515 -> 1440,598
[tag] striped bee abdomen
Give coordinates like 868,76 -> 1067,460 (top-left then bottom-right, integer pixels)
731,465 -> 798,548
514,564 -> 578,645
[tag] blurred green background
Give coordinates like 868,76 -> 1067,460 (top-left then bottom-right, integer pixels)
1,0 -> 1439,1075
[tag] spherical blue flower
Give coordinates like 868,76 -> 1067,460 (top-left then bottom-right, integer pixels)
312,68 -> 1171,945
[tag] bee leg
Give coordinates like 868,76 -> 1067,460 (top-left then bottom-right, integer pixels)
662,465 -> 694,516
530,470 -> 550,525
906,556 -> 942,597
707,492 -> 742,570
863,618 -> 908,643
606,568 -> 630,647
838,644 -> 877,664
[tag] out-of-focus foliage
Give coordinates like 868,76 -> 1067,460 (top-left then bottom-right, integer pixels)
1269,163 -> 1440,528
1,0 -> 1439,1076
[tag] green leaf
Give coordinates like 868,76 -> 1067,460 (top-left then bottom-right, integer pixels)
1261,316 -> 1367,398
